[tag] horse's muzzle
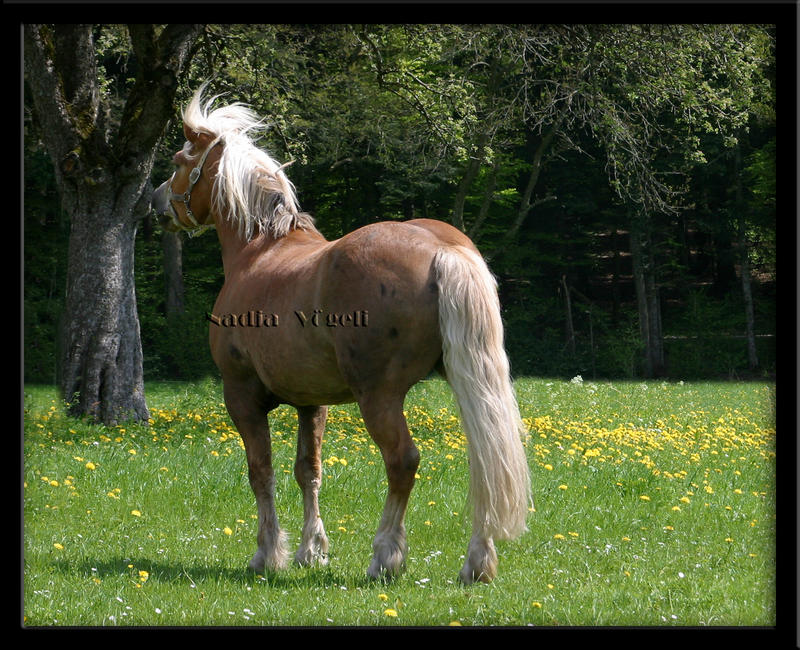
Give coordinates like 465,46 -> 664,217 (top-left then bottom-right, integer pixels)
151,179 -> 178,229
151,179 -> 171,216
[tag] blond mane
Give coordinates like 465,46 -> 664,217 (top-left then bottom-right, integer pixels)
182,85 -> 317,240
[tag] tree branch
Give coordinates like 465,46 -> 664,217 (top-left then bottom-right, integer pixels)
115,24 -> 204,177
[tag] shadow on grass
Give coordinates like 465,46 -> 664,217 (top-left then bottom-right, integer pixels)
51,555 -> 382,590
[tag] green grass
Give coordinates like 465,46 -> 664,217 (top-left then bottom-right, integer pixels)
23,377 -> 775,626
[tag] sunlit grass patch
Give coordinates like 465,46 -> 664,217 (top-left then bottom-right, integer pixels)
24,378 -> 774,626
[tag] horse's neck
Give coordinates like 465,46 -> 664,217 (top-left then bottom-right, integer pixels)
214,215 -> 268,277
214,214 -> 326,279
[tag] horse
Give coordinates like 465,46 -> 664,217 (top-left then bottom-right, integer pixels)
151,86 -> 531,584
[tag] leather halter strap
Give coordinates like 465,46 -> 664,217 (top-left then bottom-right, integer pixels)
166,136 -> 222,237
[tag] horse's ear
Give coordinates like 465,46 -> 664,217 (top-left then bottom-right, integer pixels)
196,132 -> 214,149
183,123 -> 214,149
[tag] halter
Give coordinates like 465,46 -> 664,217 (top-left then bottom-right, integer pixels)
165,136 -> 222,237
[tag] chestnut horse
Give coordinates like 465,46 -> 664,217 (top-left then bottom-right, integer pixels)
151,87 -> 531,584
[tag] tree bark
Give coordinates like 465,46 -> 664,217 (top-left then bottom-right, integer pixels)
25,24 -> 203,424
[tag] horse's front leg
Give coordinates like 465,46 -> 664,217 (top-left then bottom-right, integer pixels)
223,378 -> 288,572
294,405 -> 330,566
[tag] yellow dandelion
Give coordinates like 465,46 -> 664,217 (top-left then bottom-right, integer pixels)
131,509 -> 142,517
558,484 -> 568,490
138,570 -> 149,582
553,533 -> 566,540
640,495 -> 651,501
448,621 -> 462,626
85,462 -> 96,470
223,526 -> 233,536
544,464 -> 553,471
378,593 -> 389,602
384,608 -> 398,618
531,601 -> 542,608
53,543 -> 64,550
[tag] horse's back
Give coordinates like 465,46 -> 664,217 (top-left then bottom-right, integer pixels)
334,218 -> 477,251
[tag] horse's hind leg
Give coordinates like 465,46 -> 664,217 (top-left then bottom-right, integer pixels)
359,394 -> 420,580
223,378 -> 288,572
294,405 -> 330,566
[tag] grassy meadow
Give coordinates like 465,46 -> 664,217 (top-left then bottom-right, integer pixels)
23,377 -> 775,627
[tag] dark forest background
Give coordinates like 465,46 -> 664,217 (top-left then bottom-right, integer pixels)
24,24 -> 777,388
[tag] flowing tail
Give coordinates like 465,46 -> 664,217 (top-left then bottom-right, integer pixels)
433,246 -> 531,541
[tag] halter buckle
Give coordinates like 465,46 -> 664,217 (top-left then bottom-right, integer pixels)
165,136 -> 222,236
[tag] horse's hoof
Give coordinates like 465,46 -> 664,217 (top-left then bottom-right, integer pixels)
366,559 -> 404,583
458,565 -> 495,584
294,549 -> 329,567
248,546 -> 289,573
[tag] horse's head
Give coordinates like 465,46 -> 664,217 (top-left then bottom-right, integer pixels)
151,122 -> 222,237
152,85 -> 314,241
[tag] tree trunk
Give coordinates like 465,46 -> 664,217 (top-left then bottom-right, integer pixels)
630,224 -> 650,377
507,126 -> 557,241
739,248 -> 759,371
25,23 -> 203,424
468,159 -> 499,243
561,275 -> 576,356
59,184 -> 149,423
485,126 -> 559,264
162,231 -> 185,316
734,139 -> 759,371
611,228 -> 622,327
451,130 -> 490,232
644,260 -> 664,374
630,212 -> 664,378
